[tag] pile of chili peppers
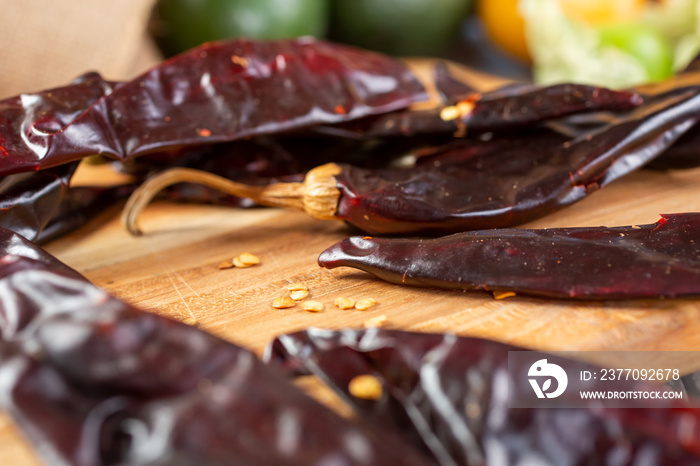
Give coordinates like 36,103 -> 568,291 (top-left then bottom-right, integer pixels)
2,37 -> 700,464
267,328 -> 700,465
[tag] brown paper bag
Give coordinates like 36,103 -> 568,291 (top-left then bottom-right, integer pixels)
0,0 -> 161,98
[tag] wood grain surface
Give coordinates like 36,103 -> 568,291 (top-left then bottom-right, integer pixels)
4,66 -> 700,464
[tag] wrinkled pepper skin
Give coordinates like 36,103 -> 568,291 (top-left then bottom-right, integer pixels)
317,83 -> 641,140
645,124 -> 700,170
0,162 -> 79,241
267,328 -> 700,466
0,161 -> 132,243
0,228 -> 432,466
332,76 -> 700,234
0,38 -> 427,176
35,183 -> 135,244
0,72 -> 118,175
319,213 -> 700,299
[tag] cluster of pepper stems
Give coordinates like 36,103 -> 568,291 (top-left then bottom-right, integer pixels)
1,37 -> 700,464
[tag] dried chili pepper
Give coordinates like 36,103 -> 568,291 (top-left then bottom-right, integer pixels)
645,125 -> 700,170
315,82 -> 641,139
0,37 -> 427,176
0,162 -> 79,241
35,183 -> 135,244
318,213 -> 700,299
267,328 -> 700,465
0,226 -> 433,465
122,73 -> 700,236
0,162 -> 133,243
328,80 -> 700,234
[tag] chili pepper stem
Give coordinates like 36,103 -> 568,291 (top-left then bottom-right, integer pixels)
121,163 -> 342,236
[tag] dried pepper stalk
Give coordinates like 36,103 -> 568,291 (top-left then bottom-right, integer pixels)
0,227 -> 433,465
267,328 -> 700,465
318,213 -> 700,299
0,37 -> 427,177
117,132 -> 429,202
122,73 -> 700,235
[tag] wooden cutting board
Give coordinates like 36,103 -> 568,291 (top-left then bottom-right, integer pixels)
4,64 -> 700,464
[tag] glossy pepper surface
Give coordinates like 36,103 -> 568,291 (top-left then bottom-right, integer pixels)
0,37 -> 427,176
267,328 -> 700,465
319,213 -> 700,299
0,227 -> 433,465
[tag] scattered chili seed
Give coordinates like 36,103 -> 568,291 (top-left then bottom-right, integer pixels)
439,105 -> 461,122
287,283 -> 309,292
290,290 -> 309,301
355,298 -> 378,311
217,260 -> 234,269
181,316 -> 198,326
465,401 -> 481,419
348,374 -> 383,400
230,55 -> 249,67
300,300 -> 324,312
334,297 -> 355,310
232,257 -> 249,268
440,100 -> 476,122
334,104 -> 347,115
196,128 -> 212,137
272,297 -> 296,309
237,252 -> 260,266
233,252 -> 260,268
363,315 -> 387,328
493,291 -> 517,300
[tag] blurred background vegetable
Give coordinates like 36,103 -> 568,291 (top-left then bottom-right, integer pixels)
519,0 -> 700,88
329,0 -> 473,56
150,0 -> 700,89
152,0 -> 475,58
153,0 -> 329,57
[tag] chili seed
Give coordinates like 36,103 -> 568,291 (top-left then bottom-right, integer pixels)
290,290 -> 309,301
234,252 -> 260,267
363,315 -> 387,328
334,297 -> 355,310
217,260 -> 234,269
300,301 -> 324,312
439,105 -> 461,122
348,374 -> 383,400
181,316 -> 198,326
493,291 -> 517,300
232,257 -> 249,268
355,298 -> 378,311
231,55 -> 249,67
272,297 -> 296,309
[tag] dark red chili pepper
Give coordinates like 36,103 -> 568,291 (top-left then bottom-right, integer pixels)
316,82 -> 642,140
645,125 -> 700,170
0,227 -> 433,465
0,37 -> 427,177
35,183 -> 135,244
330,79 -> 700,234
124,81 -> 699,237
319,213 -> 700,299
431,62 -> 476,102
0,162 -> 133,243
0,162 -> 79,241
267,328 -> 700,465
